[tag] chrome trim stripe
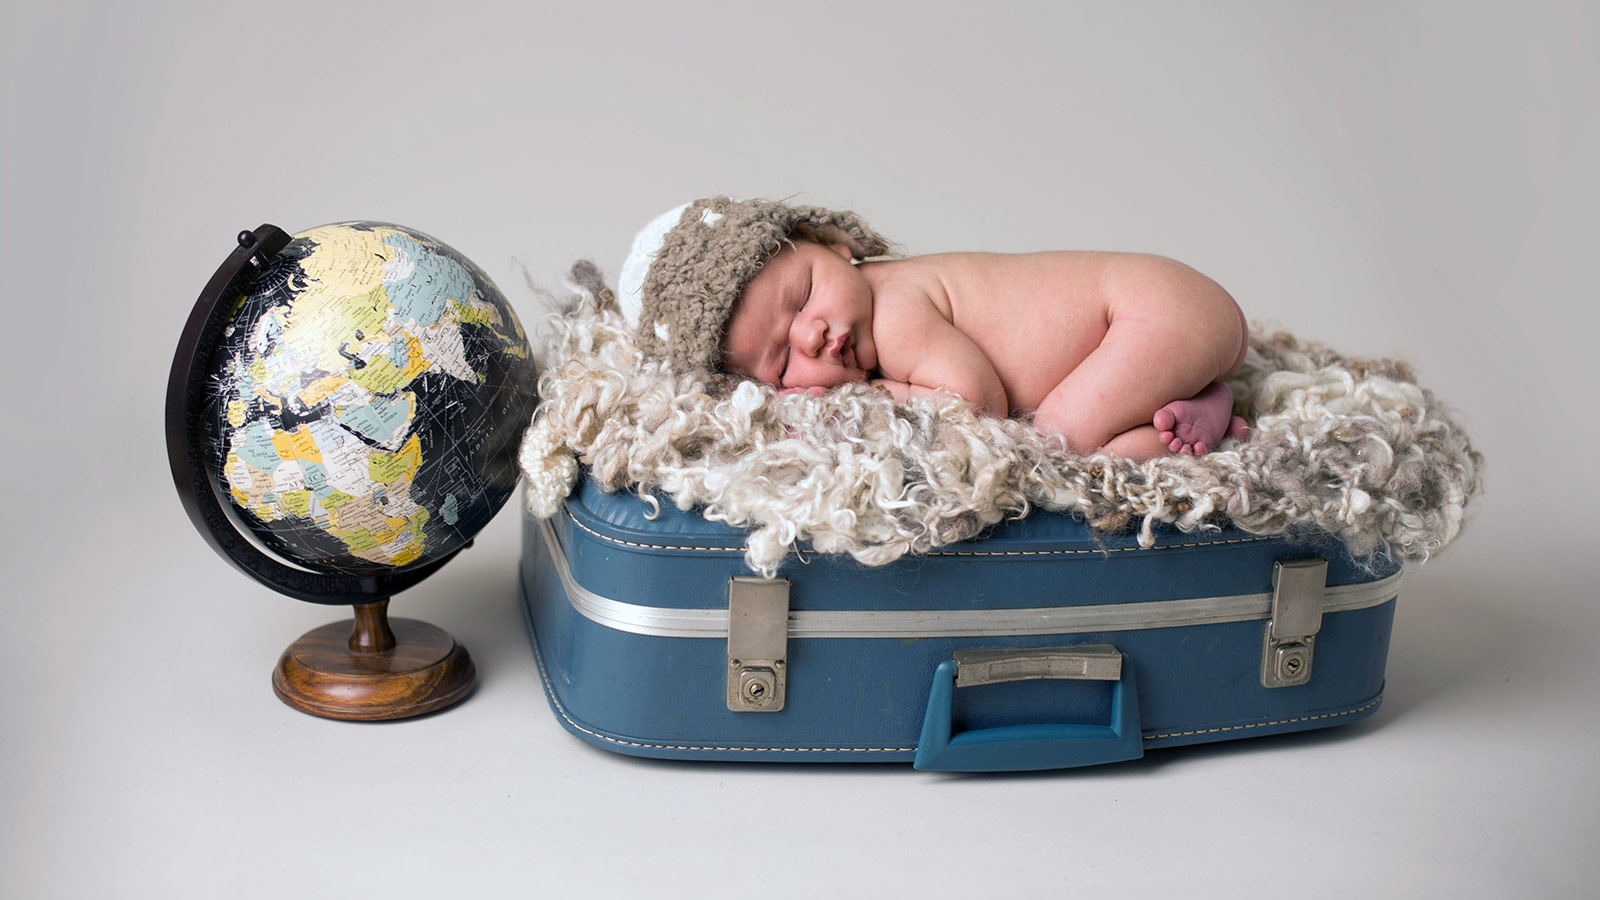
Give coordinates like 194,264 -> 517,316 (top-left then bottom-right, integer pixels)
536,517 -> 1401,640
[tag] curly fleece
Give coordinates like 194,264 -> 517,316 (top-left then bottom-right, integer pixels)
519,289 -> 1483,578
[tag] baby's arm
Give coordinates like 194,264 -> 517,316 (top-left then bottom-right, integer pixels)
873,292 -> 1009,416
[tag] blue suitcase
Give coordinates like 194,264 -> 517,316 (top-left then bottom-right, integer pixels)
520,475 -> 1401,771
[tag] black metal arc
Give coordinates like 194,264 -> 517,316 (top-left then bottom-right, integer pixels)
163,224 -> 459,605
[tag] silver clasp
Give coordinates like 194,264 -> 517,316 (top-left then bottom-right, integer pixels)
1261,558 -> 1327,688
726,577 -> 789,712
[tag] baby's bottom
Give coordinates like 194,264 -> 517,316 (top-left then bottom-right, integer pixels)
1033,302 -> 1250,461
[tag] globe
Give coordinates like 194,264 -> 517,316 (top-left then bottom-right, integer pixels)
166,222 -> 538,720
201,221 -> 536,576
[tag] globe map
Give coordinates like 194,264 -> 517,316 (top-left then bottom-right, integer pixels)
206,222 -> 537,575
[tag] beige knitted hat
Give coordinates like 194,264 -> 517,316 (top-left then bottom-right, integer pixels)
616,196 -> 891,373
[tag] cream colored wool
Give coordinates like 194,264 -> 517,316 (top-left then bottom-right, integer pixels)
520,288 -> 1483,579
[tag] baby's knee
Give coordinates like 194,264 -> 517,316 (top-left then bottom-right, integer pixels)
1032,395 -> 1117,456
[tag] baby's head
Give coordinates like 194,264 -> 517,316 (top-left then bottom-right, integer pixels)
617,197 -> 891,385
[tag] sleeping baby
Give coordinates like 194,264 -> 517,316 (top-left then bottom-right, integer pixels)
617,196 -> 1250,461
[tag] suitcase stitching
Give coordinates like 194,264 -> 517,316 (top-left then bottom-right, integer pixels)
564,508 -> 1282,556
1144,697 -> 1382,739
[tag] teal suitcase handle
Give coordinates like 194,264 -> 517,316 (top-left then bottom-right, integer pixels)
913,645 -> 1144,772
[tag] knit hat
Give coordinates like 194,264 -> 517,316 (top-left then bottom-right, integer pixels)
616,196 -> 892,373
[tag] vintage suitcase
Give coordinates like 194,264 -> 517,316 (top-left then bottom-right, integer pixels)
520,475 -> 1401,771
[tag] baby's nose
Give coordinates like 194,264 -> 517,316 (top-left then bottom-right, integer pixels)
793,318 -> 826,356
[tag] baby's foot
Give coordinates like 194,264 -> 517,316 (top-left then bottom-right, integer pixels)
1153,383 -> 1245,455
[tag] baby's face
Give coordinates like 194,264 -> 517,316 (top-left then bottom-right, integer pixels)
722,240 -> 877,389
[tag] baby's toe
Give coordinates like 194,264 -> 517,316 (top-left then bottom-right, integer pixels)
1227,416 -> 1251,443
1153,408 -> 1177,433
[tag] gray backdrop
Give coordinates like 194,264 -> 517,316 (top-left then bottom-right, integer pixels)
4,1 -> 1595,896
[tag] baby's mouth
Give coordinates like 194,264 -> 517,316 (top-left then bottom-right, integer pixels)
826,333 -> 855,368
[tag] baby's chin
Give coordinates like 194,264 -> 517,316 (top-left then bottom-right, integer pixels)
822,368 -> 871,388
767,370 -> 870,391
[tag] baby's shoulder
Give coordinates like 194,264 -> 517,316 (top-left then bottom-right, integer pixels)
862,257 -> 956,325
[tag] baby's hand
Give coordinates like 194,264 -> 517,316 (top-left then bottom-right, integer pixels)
870,378 -> 913,403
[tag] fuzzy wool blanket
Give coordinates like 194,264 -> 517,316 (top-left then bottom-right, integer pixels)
519,288 -> 1483,578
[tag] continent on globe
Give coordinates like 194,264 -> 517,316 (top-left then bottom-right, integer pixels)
207,222 -> 536,575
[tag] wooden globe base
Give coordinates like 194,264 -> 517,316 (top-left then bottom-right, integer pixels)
272,599 -> 475,721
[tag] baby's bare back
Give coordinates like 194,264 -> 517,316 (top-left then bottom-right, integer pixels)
863,251 -> 1127,412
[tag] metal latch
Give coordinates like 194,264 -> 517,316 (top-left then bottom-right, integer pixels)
727,577 -> 789,712
1261,558 -> 1327,688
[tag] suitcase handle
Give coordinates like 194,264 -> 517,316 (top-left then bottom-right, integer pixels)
913,646 -> 1144,772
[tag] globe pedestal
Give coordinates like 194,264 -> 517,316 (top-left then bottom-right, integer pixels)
271,599 -> 476,720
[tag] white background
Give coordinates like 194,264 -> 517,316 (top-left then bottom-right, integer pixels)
4,1 -> 1596,896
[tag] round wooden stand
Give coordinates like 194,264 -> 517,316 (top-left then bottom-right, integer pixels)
271,599 -> 475,721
